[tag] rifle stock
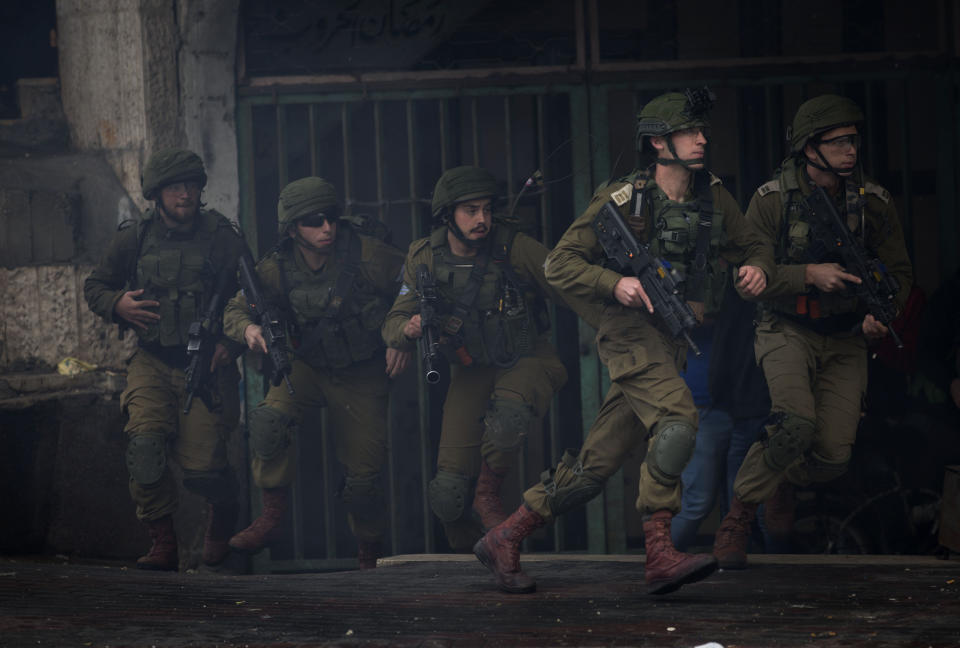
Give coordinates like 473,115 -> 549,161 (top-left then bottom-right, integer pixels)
238,246 -> 296,394
802,185 -> 902,348
592,202 -> 701,355
415,264 -> 442,384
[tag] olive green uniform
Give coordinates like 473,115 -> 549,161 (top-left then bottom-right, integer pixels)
382,225 -> 568,547
223,223 -> 403,542
84,208 -> 245,521
732,158 -> 913,504
525,167 -> 762,520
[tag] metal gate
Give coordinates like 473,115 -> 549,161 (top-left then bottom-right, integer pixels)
236,2 -> 958,571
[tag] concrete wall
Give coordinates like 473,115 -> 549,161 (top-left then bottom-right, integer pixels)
56,0 -> 239,220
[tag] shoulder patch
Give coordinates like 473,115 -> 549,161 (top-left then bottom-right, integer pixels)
708,172 -> 722,186
610,183 -> 633,207
409,237 -> 432,257
757,180 -> 780,197
864,181 -> 891,204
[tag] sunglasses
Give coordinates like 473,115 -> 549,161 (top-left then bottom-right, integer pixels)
298,212 -> 338,227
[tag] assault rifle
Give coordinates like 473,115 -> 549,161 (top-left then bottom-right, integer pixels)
592,201 -> 701,355
802,185 -> 903,349
183,265 -> 234,415
238,246 -> 295,394
415,264 -> 442,384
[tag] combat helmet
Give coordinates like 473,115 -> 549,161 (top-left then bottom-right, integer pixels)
431,166 -> 498,220
141,148 -> 207,200
635,88 -> 714,169
277,177 -> 340,235
788,94 -> 864,152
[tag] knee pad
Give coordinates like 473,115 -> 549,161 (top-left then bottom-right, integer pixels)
647,418 -> 697,487
338,473 -> 384,519
763,412 -> 816,472
540,449 -> 604,516
483,398 -> 535,451
182,467 -> 235,503
804,449 -> 850,483
126,431 -> 167,486
247,406 -> 296,461
428,471 -> 472,523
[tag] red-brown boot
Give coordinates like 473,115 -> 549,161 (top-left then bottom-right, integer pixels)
643,510 -> 718,595
357,540 -> 382,570
202,501 -> 238,566
228,488 -> 288,554
763,480 -> 796,541
472,460 -> 508,531
713,496 -> 758,570
473,503 -> 544,593
136,515 -> 178,571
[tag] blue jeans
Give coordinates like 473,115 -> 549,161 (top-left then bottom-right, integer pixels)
671,408 -> 765,551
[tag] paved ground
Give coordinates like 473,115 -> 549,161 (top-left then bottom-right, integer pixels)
1,553 -> 959,647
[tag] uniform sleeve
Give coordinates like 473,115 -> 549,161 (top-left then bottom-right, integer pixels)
509,233 -> 570,307
381,240 -> 428,351
543,189 -> 627,307
83,225 -> 138,324
868,197 -> 913,311
742,191 -> 808,301
364,238 -> 406,300
222,254 -> 285,345
716,186 -> 762,268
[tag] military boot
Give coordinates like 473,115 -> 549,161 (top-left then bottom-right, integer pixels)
642,510 -> 718,595
137,515 -> 178,571
472,460 -> 508,531
202,500 -> 238,566
713,496 -> 758,570
473,503 -> 544,593
763,480 -> 796,544
357,540 -> 382,570
228,488 -> 287,554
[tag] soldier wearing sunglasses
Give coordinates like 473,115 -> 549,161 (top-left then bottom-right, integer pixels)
223,177 -> 408,569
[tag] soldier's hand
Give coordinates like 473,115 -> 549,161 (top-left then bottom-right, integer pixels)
805,263 -> 861,293
687,300 -> 705,324
861,313 -> 888,340
403,314 -> 423,339
243,324 -> 268,354
736,265 -> 767,297
114,289 -> 161,330
385,348 -> 411,378
613,277 -> 654,313
210,343 -> 232,372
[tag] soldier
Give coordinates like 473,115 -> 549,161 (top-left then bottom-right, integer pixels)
473,89 -> 766,595
382,166 -> 568,552
223,177 -> 408,569
84,148 -> 246,571
712,95 -> 913,568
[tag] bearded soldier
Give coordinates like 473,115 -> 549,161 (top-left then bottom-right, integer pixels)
382,166 -> 568,552
223,177 -> 407,569
84,148 -> 245,570
713,95 -> 913,568
473,89 -> 766,595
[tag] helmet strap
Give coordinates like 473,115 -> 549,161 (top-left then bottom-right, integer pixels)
804,142 -> 854,179
446,218 -> 486,250
655,136 -> 700,172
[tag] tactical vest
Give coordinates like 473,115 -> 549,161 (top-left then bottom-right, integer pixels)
133,210 -> 227,347
627,169 -> 727,314
761,158 -> 868,321
429,225 -> 544,368
283,225 -> 389,370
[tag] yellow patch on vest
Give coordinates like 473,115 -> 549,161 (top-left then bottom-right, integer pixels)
610,183 -> 633,207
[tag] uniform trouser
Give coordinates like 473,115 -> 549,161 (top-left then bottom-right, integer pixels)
435,336 -> 566,547
523,317 -> 698,521
733,315 -> 867,504
122,348 -> 240,521
250,355 -> 390,542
